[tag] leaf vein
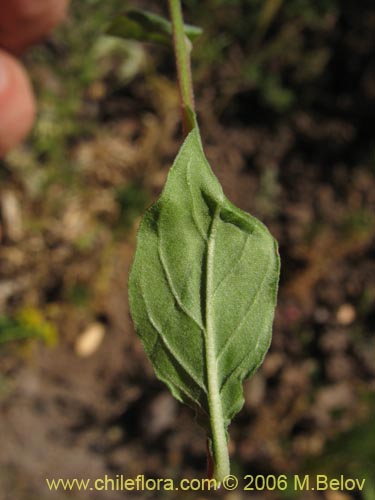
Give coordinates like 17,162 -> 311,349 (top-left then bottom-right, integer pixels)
213,232 -> 251,296
186,154 -> 208,241
217,253 -> 273,364
158,241 -> 204,331
142,289 -> 207,394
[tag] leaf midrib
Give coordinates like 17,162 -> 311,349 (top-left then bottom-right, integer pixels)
205,204 -> 230,478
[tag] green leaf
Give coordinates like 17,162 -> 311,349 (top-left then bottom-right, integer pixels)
128,124 -> 279,481
107,9 -> 202,47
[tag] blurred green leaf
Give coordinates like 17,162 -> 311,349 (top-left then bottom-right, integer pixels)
0,309 -> 57,346
115,183 -> 150,232
256,0 -> 283,40
107,9 -> 202,47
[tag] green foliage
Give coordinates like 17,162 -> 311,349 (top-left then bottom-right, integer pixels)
28,0 -> 127,163
339,210 -> 375,238
283,417 -> 375,500
186,0 -> 338,113
65,283 -> 92,308
115,183 -> 150,232
0,308 -> 57,346
107,9 -> 202,47
129,121 -> 280,480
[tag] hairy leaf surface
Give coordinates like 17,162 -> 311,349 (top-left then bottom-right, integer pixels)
128,125 -> 279,456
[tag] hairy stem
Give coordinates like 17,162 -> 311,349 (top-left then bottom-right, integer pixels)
168,0 -> 230,480
168,0 -> 195,136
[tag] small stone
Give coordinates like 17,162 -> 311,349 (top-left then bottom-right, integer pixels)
262,353 -> 284,377
314,307 -> 330,323
336,304 -> 356,325
244,373 -> 265,408
144,392 -> 177,437
0,190 -> 24,242
316,383 -> 353,411
326,492 -> 352,500
75,322 -> 105,357
225,494 -> 243,500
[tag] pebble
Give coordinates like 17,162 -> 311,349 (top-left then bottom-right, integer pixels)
0,190 -> 23,242
75,322 -> 105,357
336,304 -> 356,325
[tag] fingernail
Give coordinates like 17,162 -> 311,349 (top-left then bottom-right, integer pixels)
0,55 -> 9,92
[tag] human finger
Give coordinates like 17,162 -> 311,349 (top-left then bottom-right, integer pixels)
0,48 -> 35,156
0,0 -> 69,53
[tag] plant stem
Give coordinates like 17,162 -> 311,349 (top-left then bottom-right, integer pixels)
168,0 -> 195,136
168,0 -> 230,481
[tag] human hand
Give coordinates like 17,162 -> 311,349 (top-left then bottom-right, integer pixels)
0,0 -> 69,156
